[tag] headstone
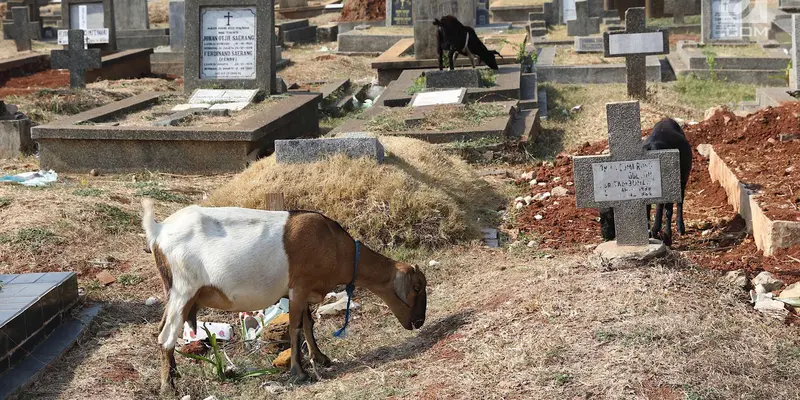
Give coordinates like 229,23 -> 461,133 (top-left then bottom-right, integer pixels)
563,0 -> 577,23
425,69 -> 481,88
573,101 -> 682,246
0,101 -> 33,159
50,29 -> 102,89
477,0 -> 490,26
602,7 -> 668,99
575,36 -> 604,52
792,15 -> 800,90
567,0 -> 600,36
169,0 -> 185,52
409,88 -> 467,107
387,0 -> 413,26
184,0 -> 276,94
12,7 -> 33,52
60,0 -> 117,52
114,0 -> 149,30
412,0 -> 477,60
279,0 -> 308,8
701,0 -> 742,43
275,135 -> 385,164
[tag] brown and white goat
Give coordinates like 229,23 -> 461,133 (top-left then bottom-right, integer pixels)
141,199 -> 427,393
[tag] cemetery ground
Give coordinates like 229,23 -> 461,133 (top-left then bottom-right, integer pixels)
1,39 -> 800,396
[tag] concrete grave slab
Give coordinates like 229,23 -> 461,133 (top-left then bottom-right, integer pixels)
425,69 -> 482,89
667,40 -> 790,86
409,88 -> 466,107
184,0 -> 276,94
31,92 -> 321,174
535,46 -> 662,84
337,29 -> 411,55
275,135 -> 385,164
573,101 -> 682,246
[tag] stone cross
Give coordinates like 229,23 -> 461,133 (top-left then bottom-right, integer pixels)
50,30 -> 101,89
672,0 -> 689,24
792,15 -> 800,90
567,0 -> 600,37
12,7 -> 32,52
573,101 -> 682,246
602,7 -> 669,99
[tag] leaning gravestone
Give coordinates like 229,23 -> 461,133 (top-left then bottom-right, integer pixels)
60,0 -> 117,52
573,101 -> 681,260
387,0 -> 413,26
701,0 -> 743,43
412,0 -> 477,60
792,15 -> 800,89
51,29 -> 102,88
184,0 -> 276,94
11,7 -> 33,52
567,0 -> 600,37
603,7 -> 669,99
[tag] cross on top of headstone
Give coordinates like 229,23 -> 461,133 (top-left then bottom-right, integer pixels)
51,29 -> 101,89
567,0 -> 600,37
602,7 -> 669,99
12,7 -> 33,52
573,101 -> 682,246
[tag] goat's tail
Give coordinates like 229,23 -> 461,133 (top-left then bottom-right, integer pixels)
141,198 -> 161,253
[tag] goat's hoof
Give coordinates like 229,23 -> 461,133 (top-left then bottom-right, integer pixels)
159,383 -> 177,396
289,367 -> 310,384
313,353 -> 332,367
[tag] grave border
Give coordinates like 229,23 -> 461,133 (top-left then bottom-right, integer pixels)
184,0 -> 276,94
534,46 -> 662,84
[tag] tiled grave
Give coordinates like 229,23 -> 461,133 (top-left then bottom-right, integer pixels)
0,272 -> 79,377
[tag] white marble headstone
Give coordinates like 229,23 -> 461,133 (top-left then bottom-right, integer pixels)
409,89 -> 466,107
200,7 -> 258,80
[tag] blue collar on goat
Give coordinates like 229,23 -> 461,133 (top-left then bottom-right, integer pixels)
333,240 -> 361,337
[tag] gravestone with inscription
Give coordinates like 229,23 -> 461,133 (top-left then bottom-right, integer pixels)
567,0 -> 600,36
60,0 -> 116,52
387,0 -> 413,26
184,0 -> 276,94
563,0 -> 577,23
574,100 -> 681,247
575,36 -> 604,53
603,7 -> 669,98
412,0 -> 477,60
701,0 -> 743,43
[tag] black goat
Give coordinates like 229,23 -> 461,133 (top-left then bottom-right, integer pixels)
599,118 -> 693,246
433,15 -> 502,71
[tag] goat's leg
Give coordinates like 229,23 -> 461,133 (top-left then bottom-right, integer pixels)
157,291 -> 193,394
288,291 -> 309,383
651,203 -> 664,239
302,307 -> 331,367
646,204 -> 652,235
448,49 -> 457,71
677,188 -> 686,235
466,49 -> 476,68
663,203 -> 674,246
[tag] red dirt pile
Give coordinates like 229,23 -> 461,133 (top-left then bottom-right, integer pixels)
339,0 -> 385,21
0,70 -> 69,96
512,103 -> 800,283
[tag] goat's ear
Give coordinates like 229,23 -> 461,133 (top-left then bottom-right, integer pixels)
393,270 -> 413,307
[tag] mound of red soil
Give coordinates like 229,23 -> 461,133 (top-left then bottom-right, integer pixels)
0,69 -> 69,97
513,104 -> 800,283
339,0 -> 385,21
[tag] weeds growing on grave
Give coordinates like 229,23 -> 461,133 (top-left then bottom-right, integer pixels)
117,273 -> 143,286
0,228 -> 62,253
674,75 -> 755,109
702,48 -> 718,81
93,203 -> 140,234
135,187 -> 189,203
479,69 -> 497,87
176,325 -> 279,382
407,75 -> 427,95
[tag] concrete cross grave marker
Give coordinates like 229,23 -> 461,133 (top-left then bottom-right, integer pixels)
51,30 -> 102,89
602,7 -> 669,99
573,101 -> 682,246
11,7 -> 32,52
567,0 -> 600,37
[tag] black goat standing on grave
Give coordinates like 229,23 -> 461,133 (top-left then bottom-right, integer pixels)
599,118 -> 693,246
433,15 -> 502,71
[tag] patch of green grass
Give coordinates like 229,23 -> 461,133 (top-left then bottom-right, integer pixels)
135,187 -> 189,203
554,372 -> 572,386
673,75 -> 756,109
448,136 -> 504,150
479,69 -> 497,87
73,188 -> 105,197
94,203 -> 140,234
0,228 -> 62,253
86,279 -> 103,290
0,197 -> 11,208
646,14 -> 701,28
407,75 -> 426,95
117,273 -> 143,286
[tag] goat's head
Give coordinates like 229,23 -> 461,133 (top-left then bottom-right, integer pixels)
378,263 -> 427,330
481,50 -> 502,70
599,207 -> 616,241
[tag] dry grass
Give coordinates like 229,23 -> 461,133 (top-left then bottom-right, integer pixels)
365,104 -> 508,133
554,46 -> 623,65
280,44 -> 376,84
701,44 -> 768,58
0,39 -> 61,60
148,0 -> 169,25
205,136 -> 502,250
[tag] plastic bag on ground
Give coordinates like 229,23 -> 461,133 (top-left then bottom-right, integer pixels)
0,170 -> 57,186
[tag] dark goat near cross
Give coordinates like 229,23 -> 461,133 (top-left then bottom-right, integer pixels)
599,118 -> 693,246
433,15 -> 502,71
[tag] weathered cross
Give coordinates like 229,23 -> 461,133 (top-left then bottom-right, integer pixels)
567,0 -> 600,37
672,0 -> 689,24
224,12 -> 234,26
11,7 -> 32,52
573,101 -> 682,246
602,7 -> 669,99
50,30 -> 101,89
